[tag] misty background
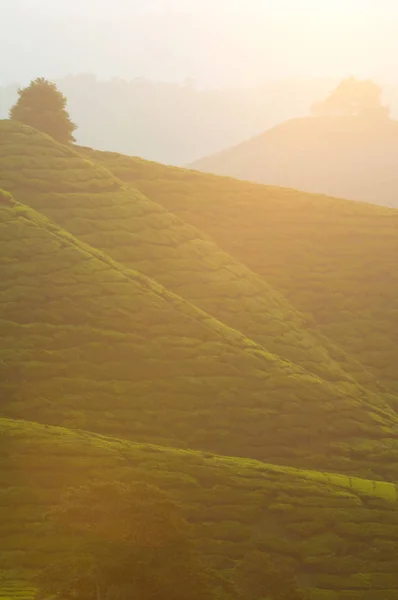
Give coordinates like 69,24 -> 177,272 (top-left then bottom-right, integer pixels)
2,0 -> 398,164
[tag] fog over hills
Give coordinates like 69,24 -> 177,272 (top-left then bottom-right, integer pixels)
3,3 -> 398,598
3,0 -> 398,163
2,76 -> 398,165
190,115 -> 398,207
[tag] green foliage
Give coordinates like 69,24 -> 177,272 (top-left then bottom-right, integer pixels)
234,550 -> 306,600
37,480 -> 215,600
52,480 -> 187,546
93,147 -> 398,392
0,123 -> 353,387
1,198 -> 398,478
0,189 -> 13,205
2,120 -> 398,600
9,78 -> 77,144
0,121 -> 118,193
2,419 -> 398,600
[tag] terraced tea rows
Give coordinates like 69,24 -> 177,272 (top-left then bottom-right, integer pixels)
0,121 -> 360,386
88,148 -> 398,391
2,196 -> 398,477
2,418 -> 398,600
2,119 -> 398,600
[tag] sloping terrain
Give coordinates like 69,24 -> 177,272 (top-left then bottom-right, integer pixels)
0,120 -> 357,385
89,150 -> 398,393
3,119 -> 398,600
2,417 -> 398,600
189,116 -> 398,208
2,193 -> 398,477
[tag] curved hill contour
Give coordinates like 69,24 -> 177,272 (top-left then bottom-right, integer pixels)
3,121 -> 398,600
3,417 -> 398,600
0,120 -> 361,384
2,194 -> 398,478
190,116 -> 398,208
94,151 -> 398,392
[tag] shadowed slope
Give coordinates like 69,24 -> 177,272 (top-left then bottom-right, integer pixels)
2,195 -> 398,477
89,151 -> 398,392
2,417 -> 398,600
0,120 -> 361,385
189,116 -> 398,208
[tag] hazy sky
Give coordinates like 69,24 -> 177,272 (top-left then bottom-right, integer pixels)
3,0 -> 398,86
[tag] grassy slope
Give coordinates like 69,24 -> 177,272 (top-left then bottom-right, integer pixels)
189,116 -> 398,208
0,120 -> 360,386
2,122 -> 398,600
3,194 -> 398,477
90,150 -> 398,392
2,417 -> 398,600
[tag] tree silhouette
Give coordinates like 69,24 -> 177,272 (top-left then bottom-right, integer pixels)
311,78 -> 389,119
10,77 -> 76,143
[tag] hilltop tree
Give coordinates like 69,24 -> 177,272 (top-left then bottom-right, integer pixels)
36,480 -> 217,600
10,77 -> 76,143
311,77 -> 389,119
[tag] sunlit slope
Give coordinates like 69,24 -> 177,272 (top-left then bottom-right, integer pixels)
2,418 -> 398,600
0,120 -> 362,384
0,121 -> 119,194
2,194 -> 398,477
189,116 -> 398,208
91,151 -> 398,391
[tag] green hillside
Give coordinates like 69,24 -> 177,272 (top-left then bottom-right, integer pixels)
3,194 -> 398,476
2,118 -> 398,600
0,121 -> 119,194
188,116 -> 398,208
0,119 -> 357,385
2,417 -> 398,600
87,149 -> 398,392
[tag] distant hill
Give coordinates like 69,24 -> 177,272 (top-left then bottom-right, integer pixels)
190,116 -> 398,207
0,77 -> 366,165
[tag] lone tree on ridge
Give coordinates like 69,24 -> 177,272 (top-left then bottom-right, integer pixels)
10,77 -> 77,143
311,77 -> 390,119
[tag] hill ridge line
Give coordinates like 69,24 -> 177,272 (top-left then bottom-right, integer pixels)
8,196 -> 341,384
3,416 -> 397,504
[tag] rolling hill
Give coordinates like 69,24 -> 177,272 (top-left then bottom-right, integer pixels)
88,149 -> 398,393
0,120 -> 354,385
2,192 -> 398,477
2,119 -> 398,600
2,417 -> 398,600
189,116 -> 398,208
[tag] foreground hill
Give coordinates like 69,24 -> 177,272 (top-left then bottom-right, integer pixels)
189,116 -> 398,208
3,121 -> 398,600
2,417 -> 398,600
89,150 -> 398,392
0,120 -> 355,385
3,193 -> 398,477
